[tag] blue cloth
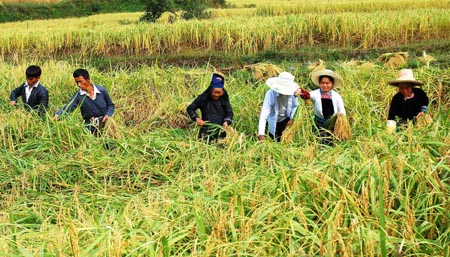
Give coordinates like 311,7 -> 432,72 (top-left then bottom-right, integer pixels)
56,84 -> 115,122
210,73 -> 224,89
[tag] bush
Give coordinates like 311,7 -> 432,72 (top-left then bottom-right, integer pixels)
0,0 -> 144,23
141,0 -> 226,22
140,0 -> 174,22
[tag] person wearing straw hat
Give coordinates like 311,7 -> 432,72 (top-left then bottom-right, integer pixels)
257,72 -> 308,142
187,73 -> 233,143
302,69 -> 346,145
386,69 -> 429,132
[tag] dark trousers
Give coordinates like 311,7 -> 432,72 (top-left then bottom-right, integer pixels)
269,118 -> 290,142
198,124 -> 226,143
85,116 -> 104,136
314,115 -> 337,146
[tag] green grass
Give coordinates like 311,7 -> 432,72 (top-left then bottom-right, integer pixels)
0,60 -> 448,256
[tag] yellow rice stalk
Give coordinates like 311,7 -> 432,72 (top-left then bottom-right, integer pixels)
334,113 -> 351,140
224,125 -> 239,139
156,12 -> 179,24
417,51 -> 436,67
281,119 -> 302,144
243,63 -> 283,81
359,62 -> 376,70
384,54 -> 407,69
308,59 -> 326,71
68,221 -> 80,257
218,125 -> 241,145
377,52 -> 408,68
416,114 -> 433,128
104,118 -> 124,139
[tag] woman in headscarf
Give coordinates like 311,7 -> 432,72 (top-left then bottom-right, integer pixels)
187,73 -> 233,142
302,69 -> 347,145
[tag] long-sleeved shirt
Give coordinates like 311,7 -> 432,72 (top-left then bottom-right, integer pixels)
187,89 -> 233,125
56,84 -> 115,122
10,82 -> 49,116
258,89 -> 299,136
307,89 -> 346,120
388,87 -> 429,121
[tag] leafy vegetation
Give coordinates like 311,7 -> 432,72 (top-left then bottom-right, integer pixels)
0,0 -> 144,23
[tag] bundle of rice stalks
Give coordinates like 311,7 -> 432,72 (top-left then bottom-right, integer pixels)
307,59 -> 326,72
333,113 -> 352,140
416,114 -> 433,128
166,111 -> 191,129
218,125 -> 243,145
417,51 -> 436,67
281,119 -> 303,144
377,52 -> 408,69
243,63 -> 283,81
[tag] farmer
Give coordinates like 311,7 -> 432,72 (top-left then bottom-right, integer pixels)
386,69 -> 429,132
257,72 -> 308,142
301,69 -> 347,145
54,68 -> 115,135
187,73 -> 233,142
10,65 -> 49,117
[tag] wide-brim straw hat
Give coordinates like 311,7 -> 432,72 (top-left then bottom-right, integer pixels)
266,72 -> 299,95
387,69 -> 423,86
311,69 -> 343,88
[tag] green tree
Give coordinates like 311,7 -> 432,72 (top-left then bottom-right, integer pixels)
141,0 -> 226,22
140,0 -> 173,22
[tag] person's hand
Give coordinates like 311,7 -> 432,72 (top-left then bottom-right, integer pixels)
223,121 -> 229,127
102,115 -> 109,123
10,101 -> 16,106
416,112 -> 424,117
53,114 -> 59,120
196,117 -> 205,126
386,120 -> 396,134
294,88 -> 302,97
258,135 -> 265,141
287,119 -> 293,126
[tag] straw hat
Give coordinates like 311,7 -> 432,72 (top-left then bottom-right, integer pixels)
387,69 -> 423,86
266,72 -> 299,95
311,69 -> 343,88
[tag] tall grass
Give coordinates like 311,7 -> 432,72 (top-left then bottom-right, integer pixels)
0,59 -> 448,256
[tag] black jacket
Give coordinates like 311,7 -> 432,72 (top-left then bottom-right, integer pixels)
388,87 -> 429,121
10,83 -> 49,116
187,87 -> 233,125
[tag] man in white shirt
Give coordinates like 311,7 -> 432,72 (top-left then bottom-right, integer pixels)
10,65 -> 49,117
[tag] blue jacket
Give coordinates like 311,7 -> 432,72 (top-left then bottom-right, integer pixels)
56,84 -> 115,122
10,82 -> 49,116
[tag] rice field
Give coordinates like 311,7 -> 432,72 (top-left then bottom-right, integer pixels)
0,58 -> 448,256
0,0 -> 450,59
0,0 -> 449,256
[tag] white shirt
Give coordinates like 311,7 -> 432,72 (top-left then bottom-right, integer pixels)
258,89 -> 299,136
309,89 -> 346,119
79,84 -> 101,100
24,81 -> 39,103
